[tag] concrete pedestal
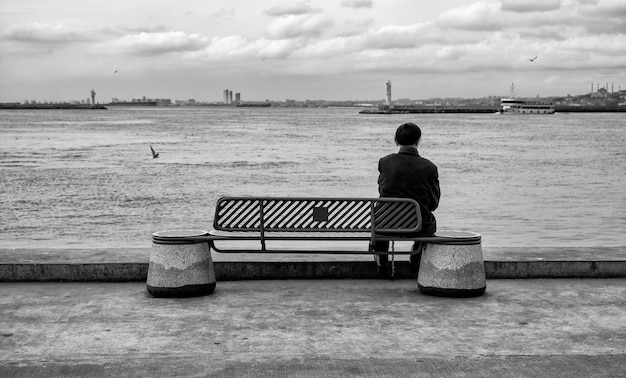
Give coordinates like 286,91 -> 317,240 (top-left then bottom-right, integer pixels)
417,231 -> 486,297
147,230 -> 215,298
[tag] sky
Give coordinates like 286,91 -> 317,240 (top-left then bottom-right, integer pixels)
1,0 -> 625,102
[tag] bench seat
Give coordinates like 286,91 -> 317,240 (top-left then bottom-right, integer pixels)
207,230 -> 480,243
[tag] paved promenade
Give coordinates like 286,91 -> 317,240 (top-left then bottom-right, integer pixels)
1,279 -> 625,377
1,247 -> 625,376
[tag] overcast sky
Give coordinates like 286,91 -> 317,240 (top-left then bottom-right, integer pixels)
1,0 -> 625,102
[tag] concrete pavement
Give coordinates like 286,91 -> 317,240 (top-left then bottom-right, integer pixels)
1,279 -> 625,377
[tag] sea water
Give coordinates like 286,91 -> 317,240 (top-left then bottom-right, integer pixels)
1,107 -> 625,250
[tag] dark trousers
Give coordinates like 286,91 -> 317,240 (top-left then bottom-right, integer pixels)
370,238 -> 425,275
371,228 -> 435,274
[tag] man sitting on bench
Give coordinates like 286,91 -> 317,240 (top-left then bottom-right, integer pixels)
372,122 -> 441,277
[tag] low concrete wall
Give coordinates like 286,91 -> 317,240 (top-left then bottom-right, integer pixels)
2,260 -> 626,282
1,247 -> 624,281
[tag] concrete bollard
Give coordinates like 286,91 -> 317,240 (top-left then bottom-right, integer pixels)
147,230 -> 215,298
417,231 -> 486,297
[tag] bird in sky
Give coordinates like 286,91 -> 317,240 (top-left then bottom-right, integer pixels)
113,69 -> 119,73
150,145 -> 159,158
529,56 -> 538,62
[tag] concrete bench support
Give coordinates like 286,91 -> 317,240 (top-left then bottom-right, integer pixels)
147,230 -> 216,298
417,231 -> 486,297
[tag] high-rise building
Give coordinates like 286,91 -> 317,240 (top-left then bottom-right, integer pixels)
223,89 -> 229,104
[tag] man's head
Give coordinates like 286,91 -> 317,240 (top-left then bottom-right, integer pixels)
395,122 -> 421,146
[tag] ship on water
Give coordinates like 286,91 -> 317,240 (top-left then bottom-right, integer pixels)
500,84 -> 555,114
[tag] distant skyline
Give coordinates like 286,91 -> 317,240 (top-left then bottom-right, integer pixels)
1,0 -> 625,102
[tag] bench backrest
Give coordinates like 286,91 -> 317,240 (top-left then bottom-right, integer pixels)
213,197 -> 422,234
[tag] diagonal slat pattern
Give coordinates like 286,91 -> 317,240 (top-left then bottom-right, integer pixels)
213,197 -> 420,233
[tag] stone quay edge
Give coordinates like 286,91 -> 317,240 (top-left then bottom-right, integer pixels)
0,247 -> 624,282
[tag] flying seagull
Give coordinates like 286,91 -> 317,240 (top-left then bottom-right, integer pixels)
150,145 -> 159,159
113,69 -> 119,73
529,56 -> 538,62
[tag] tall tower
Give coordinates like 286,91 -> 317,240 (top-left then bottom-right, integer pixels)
229,91 -> 233,105
90,89 -> 96,105
386,80 -> 392,107
223,89 -> 229,104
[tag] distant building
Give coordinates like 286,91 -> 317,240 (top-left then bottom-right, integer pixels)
591,88 -> 609,99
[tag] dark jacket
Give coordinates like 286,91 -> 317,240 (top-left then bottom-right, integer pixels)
378,146 -> 440,235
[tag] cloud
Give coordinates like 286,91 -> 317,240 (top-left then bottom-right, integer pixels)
557,33 -> 626,57
4,23 -> 93,44
266,13 -> 334,39
577,0 -> 626,18
186,35 -> 299,61
341,0 -> 374,9
265,1 -> 316,16
360,23 -> 434,49
500,0 -> 562,13
293,37 -> 351,58
336,18 -> 375,37
209,7 -> 237,20
198,35 -> 254,58
108,31 -> 207,55
519,27 -> 568,41
436,2 -> 503,31
3,0 -> 626,99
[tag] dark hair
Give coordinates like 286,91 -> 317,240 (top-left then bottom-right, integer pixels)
395,122 -> 421,145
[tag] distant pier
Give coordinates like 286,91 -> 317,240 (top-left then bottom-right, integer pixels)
0,103 -> 107,110
360,105 -> 626,114
554,105 -> 626,112
360,106 -> 499,114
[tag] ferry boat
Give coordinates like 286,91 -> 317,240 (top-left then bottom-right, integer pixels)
500,84 -> 555,114
500,98 -> 555,114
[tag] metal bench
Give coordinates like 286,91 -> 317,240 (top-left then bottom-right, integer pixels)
149,196 -> 486,296
152,197 -> 480,254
